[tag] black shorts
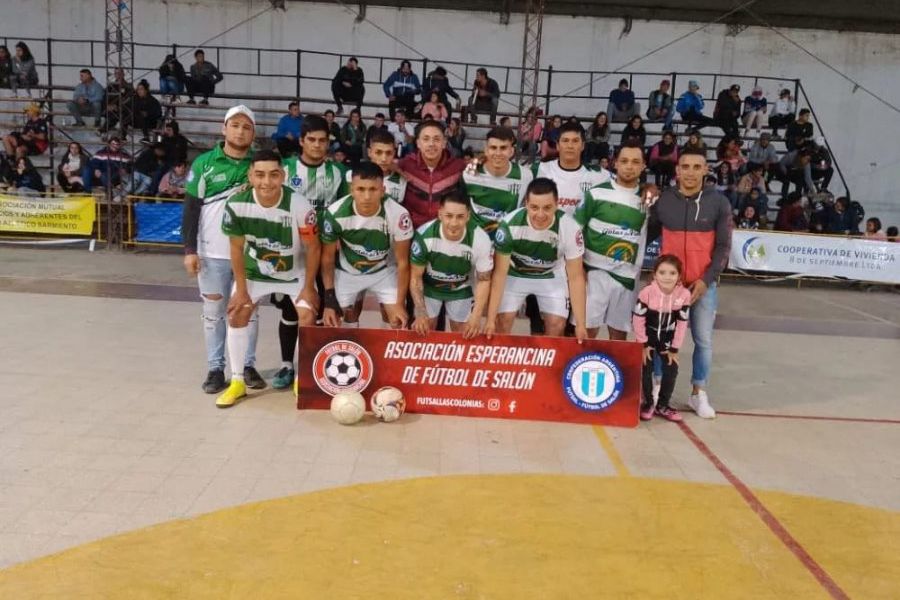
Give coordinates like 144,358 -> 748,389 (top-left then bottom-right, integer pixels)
10,133 -> 43,155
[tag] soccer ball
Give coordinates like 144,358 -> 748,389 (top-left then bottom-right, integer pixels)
370,386 -> 406,423
324,352 -> 361,387
330,391 -> 366,425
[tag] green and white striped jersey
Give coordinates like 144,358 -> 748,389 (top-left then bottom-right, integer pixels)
533,159 -> 611,216
463,162 -> 532,238
320,195 -> 414,275
494,207 -> 584,279
410,219 -> 494,300
344,168 -> 408,205
282,157 -> 347,212
574,180 -> 647,291
221,185 -> 317,283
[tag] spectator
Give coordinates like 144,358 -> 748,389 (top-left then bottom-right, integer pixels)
736,162 -> 769,218
331,56 -> 365,114
716,136 -> 746,174
272,101 -> 303,156
584,112 -> 610,165
420,90 -> 449,121
0,46 -> 12,91
599,156 -> 611,171
769,88 -> 796,140
676,81 -> 714,130
366,112 -> 389,148
713,161 -> 738,210
646,79 -> 674,130
3,103 -> 48,156
713,84 -> 742,139
57,142 -> 87,192
158,54 -> 187,101
607,78 -> 639,122
681,129 -> 707,155
340,108 -> 367,167
741,86 -> 768,137
885,225 -> 898,242
810,138 -> 834,191
736,204 -> 760,229
863,217 -> 886,241
423,66 -> 461,117
775,192 -> 808,232
66,69 -> 105,127
445,116 -> 467,158
161,120 -> 188,165
518,106 -> 543,160
648,131 -> 679,187
185,49 -> 223,105
11,42 -> 39,95
619,115 -> 646,148
499,116 -> 512,128
383,60 -> 421,120
83,136 -> 131,193
387,109 -> 416,157
540,114 -> 562,161
809,200 -> 830,234
826,197 -> 859,235
748,132 -> 778,176
133,143 -> 168,194
133,79 -> 162,142
11,156 -> 44,196
157,161 -> 188,198
466,68 -> 500,124
323,109 -> 342,153
785,108 -> 814,151
774,148 -> 815,199
103,67 -> 134,133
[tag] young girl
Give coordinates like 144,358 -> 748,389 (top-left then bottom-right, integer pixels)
736,204 -> 759,229
632,255 -> 691,422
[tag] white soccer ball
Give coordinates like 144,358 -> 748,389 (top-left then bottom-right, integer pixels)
330,391 -> 366,425
370,386 -> 406,423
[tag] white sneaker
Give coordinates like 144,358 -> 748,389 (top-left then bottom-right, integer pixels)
651,376 -> 661,407
688,390 -> 716,419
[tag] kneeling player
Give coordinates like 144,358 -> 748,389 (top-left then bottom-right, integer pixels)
320,162 -> 413,328
485,177 -> 587,341
218,150 -> 320,408
409,192 -> 493,337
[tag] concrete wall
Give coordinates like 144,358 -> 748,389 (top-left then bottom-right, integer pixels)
4,0 -> 899,225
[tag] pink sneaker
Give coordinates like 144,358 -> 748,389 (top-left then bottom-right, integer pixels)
640,405 -> 655,421
654,406 -> 684,422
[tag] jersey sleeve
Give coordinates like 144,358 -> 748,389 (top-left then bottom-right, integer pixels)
319,207 -> 341,244
220,200 -> 244,237
409,231 -> 429,267
184,156 -> 205,198
517,168 -> 533,208
573,188 -> 592,227
388,202 -> 415,242
293,193 -> 318,237
560,214 -> 585,260
472,228 -> 495,273
493,219 -> 514,255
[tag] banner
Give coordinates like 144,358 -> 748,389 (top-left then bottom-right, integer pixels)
298,328 -> 642,427
133,202 -> 183,244
0,194 -> 95,236
730,230 -> 900,284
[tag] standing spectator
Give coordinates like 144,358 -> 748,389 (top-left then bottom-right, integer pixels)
331,56 -> 365,115
519,107 -> 543,161
785,108 -> 814,151
185,49 -> 223,105
340,108 -> 367,167
676,81 -> 714,130
57,142 -> 87,192
420,90 -> 449,122
323,109 -> 342,153
681,129 -> 707,155
158,54 -> 187,101
713,161 -> 738,210
584,112 -> 610,165
774,149 -> 815,199
132,79 -> 162,142
272,101 -> 303,156
540,114 -> 562,161
423,66 -> 461,118
383,60 -> 421,120
810,138 -> 834,191
648,131 -> 679,187
445,116 -> 466,158
387,109 -> 416,157
863,218 -> 886,241
769,89 -> 796,140
466,68 -> 501,124
713,84 -> 742,139
619,115 -> 646,148
775,192 -> 809,232
741,86 -> 768,137
366,112 -> 389,147
3,103 -> 48,156
11,156 -> 44,196
646,79 -> 674,130
607,78 -> 639,122
66,69 -> 105,127
0,46 -> 12,91
161,120 -> 188,165
157,161 -> 188,198
82,136 -> 131,193
747,132 -> 778,176
103,67 -> 134,133
736,204 -> 760,229
11,42 -> 39,95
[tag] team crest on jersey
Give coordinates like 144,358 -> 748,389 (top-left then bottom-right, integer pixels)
313,340 -> 374,396
580,182 -> 592,193
494,227 -> 506,244
411,240 -> 423,258
508,183 -> 521,196
291,175 -> 302,188
398,213 -> 412,232
323,219 -> 334,235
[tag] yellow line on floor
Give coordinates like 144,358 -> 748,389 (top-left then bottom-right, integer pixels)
592,425 -> 630,477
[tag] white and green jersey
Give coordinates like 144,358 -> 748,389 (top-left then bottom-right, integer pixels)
283,157 -> 347,212
463,162 -> 532,238
494,207 -> 584,279
533,159 -> 611,216
410,219 -> 494,301
345,168 -> 408,205
575,180 -> 647,291
320,195 -> 414,275
221,185 -> 317,283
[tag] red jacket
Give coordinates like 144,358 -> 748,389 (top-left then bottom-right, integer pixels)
398,151 -> 467,228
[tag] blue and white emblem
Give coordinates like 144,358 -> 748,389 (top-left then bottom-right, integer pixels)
562,352 -> 624,412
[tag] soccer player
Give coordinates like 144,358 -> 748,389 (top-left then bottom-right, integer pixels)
320,162 -> 413,329
216,150 -> 320,408
463,126 -> 532,239
575,142 -> 650,341
485,177 -> 587,341
409,191 -> 493,337
533,121 -> 611,215
344,129 -> 408,205
182,105 -> 264,394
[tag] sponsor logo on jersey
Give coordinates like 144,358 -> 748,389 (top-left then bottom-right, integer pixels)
398,213 -> 412,232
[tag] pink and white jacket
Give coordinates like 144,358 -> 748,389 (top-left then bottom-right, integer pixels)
631,281 -> 691,353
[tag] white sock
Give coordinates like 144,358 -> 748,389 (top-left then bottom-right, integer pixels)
227,326 -> 250,381
281,361 -> 293,370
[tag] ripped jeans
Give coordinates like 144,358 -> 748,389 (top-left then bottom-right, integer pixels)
197,257 -> 258,371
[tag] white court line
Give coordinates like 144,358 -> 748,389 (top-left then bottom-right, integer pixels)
810,294 -> 897,326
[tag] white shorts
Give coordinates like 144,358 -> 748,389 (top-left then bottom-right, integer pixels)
335,266 -> 398,309
425,295 -> 473,323
241,278 -> 314,311
582,269 -> 637,332
499,272 -> 569,319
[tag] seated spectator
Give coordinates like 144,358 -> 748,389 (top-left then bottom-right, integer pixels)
324,109 -> 342,153
272,101 -> 303,156
646,79 -> 674,130
681,129 -> 707,155
185,49 -> 222,105
736,163 -> 769,218
499,116 -> 511,128
387,109 -> 415,157
161,120 -> 188,165
769,88 -> 796,140
741,86 -> 768,137
519,107 -> 543,160
103,68 -> 134,133
735,204 -> 760,229
826,197 -> 859,235
157,161 -> 188,198
158,54 -> 187,101
607,78 -> 639,122
340,109 -> 367,167
648,131 -> 679,187
331,57 -> 365,114
676,81 -> 714,130
423,66 -> 461,118
383,60 -> 421,120
11,156 -> 44,196
774,148 -> 815,199
66,69 -> 105,127
466,68 -> 500,124
11,42 -> 39,95
133,80 -> 162,142
775,192 -> 808,232
366,112 -> 389,147
713,84 -> 742,138
57,142 -> 87,193
3,103 -> 48,156
599,156 -> 611,171
809,138 -> 834,191
0,46 -> 12,91
584,112 -> 610,165
540,114 -> 562,161
420,90 -> 449,121
785,108 -> 814,151
747,132 -> 777,177
133,143 -> 168,195
809,200 -> 830,234
619,115 -> 646,147
714,161 -> 738,210
445,116 -> 466,158
863,217 -> 887,241
886,226 -> 898,242
716,136 -> 746,174
83,136 -> 131,193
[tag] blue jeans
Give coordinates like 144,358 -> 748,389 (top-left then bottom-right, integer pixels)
159,77 -> 184,95
197,257 -> 258,371
689,282 -> 718,388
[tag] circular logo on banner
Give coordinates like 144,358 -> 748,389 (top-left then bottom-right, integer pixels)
313,340 -> 374,396
741,236 -> 767,267
562,352 -> 624,412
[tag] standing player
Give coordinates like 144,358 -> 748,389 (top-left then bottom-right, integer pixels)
181,105 -> 265,394
575,142 -> 650,341
344,129 -> 408,204
410,192 -> 493,337
216,150 -> 320,408
534,121 -> 611,215
320,162 -> 413,329
485,178 -> 587,341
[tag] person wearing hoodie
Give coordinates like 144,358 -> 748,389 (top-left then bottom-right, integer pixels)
676,81 -> 714,131
0,46 -> 13,90
11,42 -> 39,95
383,60 -> 421,120
422,66 -> 461,118
646,79 -> 674,130
331,56 -> 365,115
713,84 -> 742,139
159,54 -> 187,99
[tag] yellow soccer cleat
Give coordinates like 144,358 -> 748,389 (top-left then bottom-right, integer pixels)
216,379 -> 247,409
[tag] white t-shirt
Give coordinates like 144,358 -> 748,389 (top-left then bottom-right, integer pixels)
534,160 -> 612,216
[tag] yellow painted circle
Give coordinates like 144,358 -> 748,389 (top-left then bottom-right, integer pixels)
0,476 -> 897,598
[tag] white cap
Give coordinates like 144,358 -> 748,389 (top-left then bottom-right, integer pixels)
224,104 -> 255,126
